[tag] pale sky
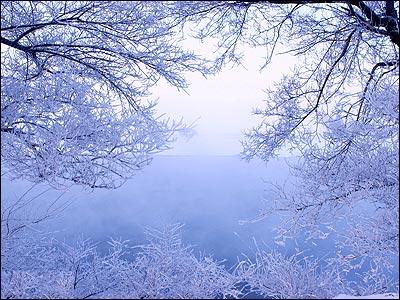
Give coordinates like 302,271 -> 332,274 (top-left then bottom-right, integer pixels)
152,45 -> 297,156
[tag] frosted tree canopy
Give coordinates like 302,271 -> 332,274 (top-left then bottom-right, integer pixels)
1,1 -> 208,188
1,1 -> 399,298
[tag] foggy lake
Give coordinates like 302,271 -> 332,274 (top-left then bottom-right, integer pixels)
2,154 -> 398,285
2,156 -> 296,261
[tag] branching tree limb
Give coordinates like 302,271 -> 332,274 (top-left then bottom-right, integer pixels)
170,0 -> 399,280
1,1 -> 208,189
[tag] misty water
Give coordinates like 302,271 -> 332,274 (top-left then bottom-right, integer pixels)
2,155 -> 398,283
2,155 -> 332,264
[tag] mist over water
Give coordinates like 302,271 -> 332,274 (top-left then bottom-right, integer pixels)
2,155 -> 397,282
2,156 -> 293,261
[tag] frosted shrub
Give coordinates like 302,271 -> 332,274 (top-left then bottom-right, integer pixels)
1,224 -> 239,299
235,248 -> 345,299
112,224 -> 239,299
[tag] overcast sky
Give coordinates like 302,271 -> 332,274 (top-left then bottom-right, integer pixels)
152,45 -> 297,156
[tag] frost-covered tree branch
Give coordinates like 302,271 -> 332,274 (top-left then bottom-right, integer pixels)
170,0 -> 399,286
1,1 -> 210,189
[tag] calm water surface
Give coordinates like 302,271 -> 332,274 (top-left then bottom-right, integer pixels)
2,155 -> 295,262
2,155 -> 397,284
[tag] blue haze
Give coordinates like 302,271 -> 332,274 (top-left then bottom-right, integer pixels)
2,155 -> 293,263
2,155 -> 398,283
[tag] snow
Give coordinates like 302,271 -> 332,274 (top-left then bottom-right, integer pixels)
333,293 -> 399,299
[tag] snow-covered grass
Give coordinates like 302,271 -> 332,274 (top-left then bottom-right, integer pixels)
333,293 -> 399,299
1,224 -> 239,299
2,223 -> 398,299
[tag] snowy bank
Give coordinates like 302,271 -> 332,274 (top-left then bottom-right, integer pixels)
334,293 -> 399,299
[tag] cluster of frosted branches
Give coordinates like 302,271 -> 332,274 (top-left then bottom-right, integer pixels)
235,249 -> 345,299
3,220 -> 397,299
1,1 -> 209,189
1,223 -> 239,299
170,0 -> 399,281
